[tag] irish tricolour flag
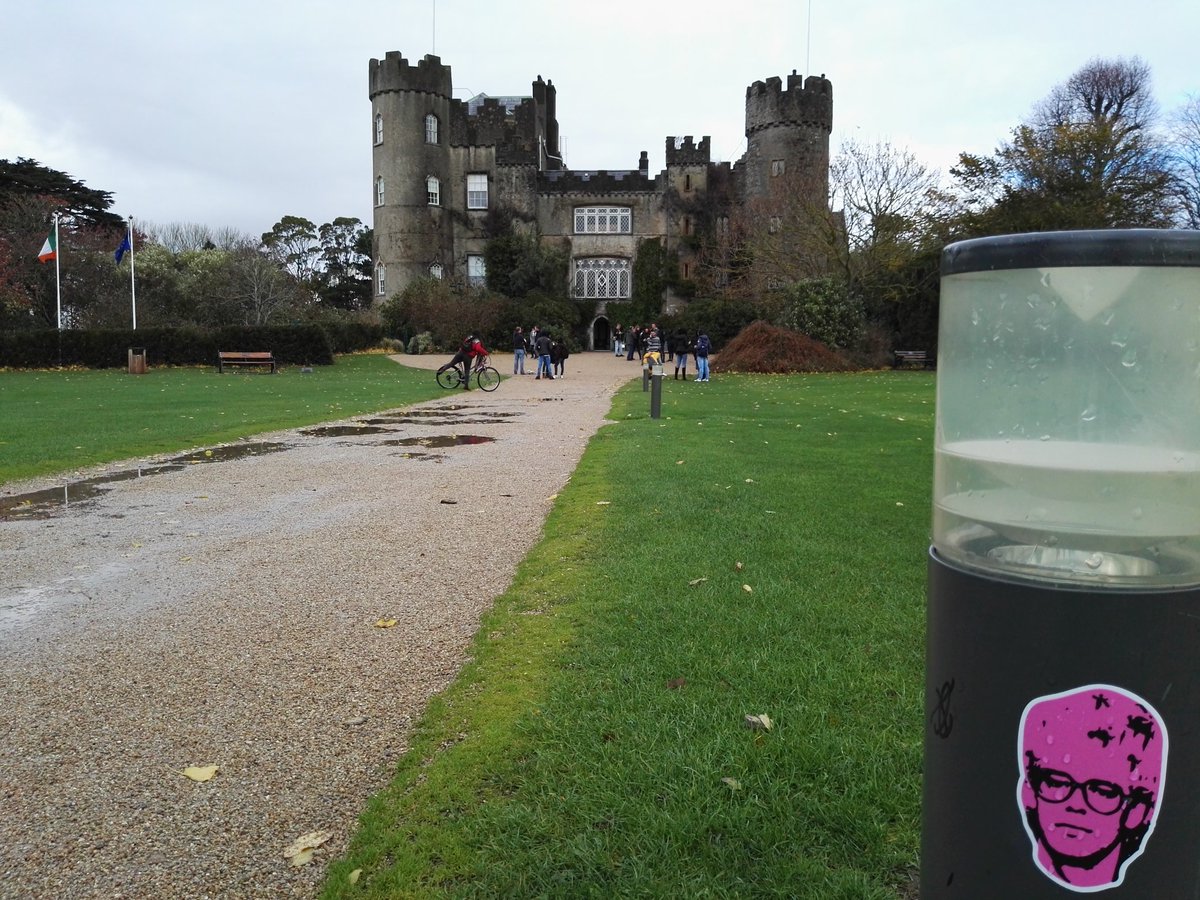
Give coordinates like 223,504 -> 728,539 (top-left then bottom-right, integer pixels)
38,231 -> 57,263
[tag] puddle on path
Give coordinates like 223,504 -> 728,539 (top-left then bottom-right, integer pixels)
378,435 -> 496,448
300,425 -> 393,437
2,427 -> 497,520
1,442 -> 290,520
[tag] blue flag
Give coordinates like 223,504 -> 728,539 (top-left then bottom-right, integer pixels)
115,234 -> 132,264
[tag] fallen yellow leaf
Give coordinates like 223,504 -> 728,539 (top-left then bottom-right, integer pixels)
283,830 -> 331,865
182,765 -> 218,782
742,584 -> 753,593
743,713 -> 773,731
721,777 -> 743,791
735,561 -> 744,570
349,869 -> 362,884
595,500 -> 611,505
688,577 -> 708,587
374,618 -> 397,628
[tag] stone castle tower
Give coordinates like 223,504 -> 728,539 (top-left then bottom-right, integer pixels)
368,51 -> 832,347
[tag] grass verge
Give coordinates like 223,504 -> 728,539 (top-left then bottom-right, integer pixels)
0,355 -> 443,484
322,371 -> 935,898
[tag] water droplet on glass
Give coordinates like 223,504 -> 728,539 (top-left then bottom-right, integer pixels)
1081,406 -> 1098,422
971,309 -> 980,326
1102,311 -> 1115,326
1132,507 -> 1144,520
1111,334 -> 1128,349
1046,735 -> 1055,745
1085,553 -> 1104,570
1040,272 -> 1052,287
1121,349 -> 1138,368
1063,753 -> 1072,765
1045,535 -> 1059,547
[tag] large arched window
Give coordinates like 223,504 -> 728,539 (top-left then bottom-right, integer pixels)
424,114 -> 439,144
375,176 -> 385,207
574,258 -> 631,299
374,113 -> 383,145
426,176 -> 440,206
429,263 -> 444,280
375,262 -> 386,296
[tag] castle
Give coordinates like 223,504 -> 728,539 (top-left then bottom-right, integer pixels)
369,51 -> 833,349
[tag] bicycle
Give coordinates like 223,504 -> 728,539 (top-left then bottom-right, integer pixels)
436,355 -> 501,392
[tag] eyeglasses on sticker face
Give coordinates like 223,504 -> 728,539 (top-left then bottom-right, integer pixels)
1028,766 -> 1130,815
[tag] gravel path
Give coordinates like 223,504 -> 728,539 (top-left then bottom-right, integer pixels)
0,352 -> 636,899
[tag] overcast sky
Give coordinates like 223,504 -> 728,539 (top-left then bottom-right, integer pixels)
2,0 -> 1196,240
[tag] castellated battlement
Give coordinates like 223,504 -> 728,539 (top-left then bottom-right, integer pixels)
369,52 -> 452,99
745,70 -> 833,136
665,136 -> 710,166
537,169 -> 658,195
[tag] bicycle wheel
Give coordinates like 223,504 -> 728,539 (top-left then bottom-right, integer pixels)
436,367 -> 462,389
476,366 -> 501,392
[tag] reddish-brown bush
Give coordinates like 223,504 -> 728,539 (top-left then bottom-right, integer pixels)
710,320 -> 858,374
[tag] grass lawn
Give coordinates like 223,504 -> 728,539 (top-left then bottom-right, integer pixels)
0,354 -> 444,485
322,371 -> 935,898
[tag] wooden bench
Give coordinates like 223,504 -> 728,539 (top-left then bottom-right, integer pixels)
218,351 -> 276,373
893,349 -> 934,369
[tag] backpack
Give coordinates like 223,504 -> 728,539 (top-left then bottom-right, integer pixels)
461,338 -> 474,354
696,335 -> 711,355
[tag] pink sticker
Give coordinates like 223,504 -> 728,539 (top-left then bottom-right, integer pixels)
1018,685 -> 1167,891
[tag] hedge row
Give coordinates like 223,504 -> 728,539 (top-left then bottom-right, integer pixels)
0,324 -> 359,369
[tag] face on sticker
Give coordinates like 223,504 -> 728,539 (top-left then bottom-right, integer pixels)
1019,686 -> 1165,891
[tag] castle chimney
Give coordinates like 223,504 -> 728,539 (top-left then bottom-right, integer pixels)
639,151 -> 648,177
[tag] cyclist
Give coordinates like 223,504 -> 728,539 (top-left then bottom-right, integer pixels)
437,334 -> 489,390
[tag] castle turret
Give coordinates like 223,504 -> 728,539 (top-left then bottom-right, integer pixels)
369,52 -> 454,298
741,70 -> 833,201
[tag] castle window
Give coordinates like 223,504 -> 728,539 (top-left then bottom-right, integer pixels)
717,216 -> 730,235
375,176 -> 385,207
429,263 -> 444,280
375,262 -> 386,296
467,174 -> 488,210
426,176 -> 441,206
685,173 -> 692,191
573,257 -> 631,299
467,254 -> 486,286
768,216 -> 782,234
683,216 -> 692,236
374,113 -> 383,145
574,206 -> 631,235
425,114 -> 439,144
771,159 -> 785,176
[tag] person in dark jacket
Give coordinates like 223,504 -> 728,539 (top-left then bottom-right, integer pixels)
673,331 -> 693,380
535,331 -> 554,379
512,327 -> 529,375
551,338 -> 569,378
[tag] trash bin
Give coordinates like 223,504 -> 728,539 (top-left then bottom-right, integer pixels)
922,230 -> 1200,896
128,347 -> 147,375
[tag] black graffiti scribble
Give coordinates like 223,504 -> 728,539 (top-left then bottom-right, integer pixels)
932,679 -> 955,739
1128,753 -> 1142,773
1128,715 -> 1156,750
1093,693 -> 1111,710
1088,727 -> 1114,748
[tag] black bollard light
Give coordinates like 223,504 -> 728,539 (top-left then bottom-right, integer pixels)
650,363 -> 664,419
922,230 -> 1200,898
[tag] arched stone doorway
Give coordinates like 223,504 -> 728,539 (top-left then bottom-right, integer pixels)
591,316 -> 611,351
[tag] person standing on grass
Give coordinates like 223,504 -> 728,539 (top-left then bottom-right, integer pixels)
673,330 -> 693,380
694,331 -> 711,382
512,326 -> 528,375
535,330 -> 554,379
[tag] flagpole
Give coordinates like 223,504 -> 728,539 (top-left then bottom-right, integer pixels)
54,212 -> 62,331
128,217 -> 137,330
